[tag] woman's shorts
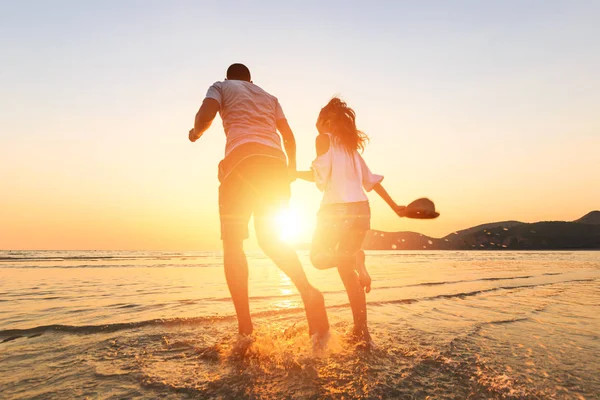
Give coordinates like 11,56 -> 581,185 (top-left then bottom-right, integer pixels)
310,201 -> 370,269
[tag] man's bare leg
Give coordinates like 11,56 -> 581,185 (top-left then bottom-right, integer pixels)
222,238 -> 253,336
255,219 -> 329,336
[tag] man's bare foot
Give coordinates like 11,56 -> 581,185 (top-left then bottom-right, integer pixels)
231,333 -> 254,358
311,330 -> 331,353
303,286 -> 330,337
238,322 -> 253,337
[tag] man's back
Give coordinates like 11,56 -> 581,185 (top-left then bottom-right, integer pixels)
206,80 -> 285,156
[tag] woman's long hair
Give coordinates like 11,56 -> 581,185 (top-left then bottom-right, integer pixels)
318,97 -> 369,153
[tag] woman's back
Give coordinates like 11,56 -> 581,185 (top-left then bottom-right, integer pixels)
312,133 -> 382,205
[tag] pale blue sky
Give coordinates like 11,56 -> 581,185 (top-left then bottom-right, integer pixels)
1,1 -> 599,249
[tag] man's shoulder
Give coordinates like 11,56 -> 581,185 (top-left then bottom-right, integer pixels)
208,80 -> 224,90
251,83 -> 276,99
205,81 -> 225,103
234,81 -> 276,98
217,80 -> 254,96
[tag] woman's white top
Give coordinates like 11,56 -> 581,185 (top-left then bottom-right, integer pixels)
311,133 -> 384,205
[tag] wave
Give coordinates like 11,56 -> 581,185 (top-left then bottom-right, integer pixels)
372,272 -> 564,291
0,252 -> 219,264
215,272 -> 572,302
0,315 -> 235,339
3,278 -> 594,341
362,278 -> 596,308
0,256 -> 143,261
0,263 -> 224,269
0,306 -> 311,340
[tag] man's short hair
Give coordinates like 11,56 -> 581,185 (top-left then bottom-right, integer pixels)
226,63 -> 251,82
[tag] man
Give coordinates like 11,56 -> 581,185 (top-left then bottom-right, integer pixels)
188,63 -> 329,339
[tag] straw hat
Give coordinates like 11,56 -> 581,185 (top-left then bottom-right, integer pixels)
404,198 -> 439,219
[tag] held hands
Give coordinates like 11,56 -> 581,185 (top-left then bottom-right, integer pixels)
287,167 -> 298,183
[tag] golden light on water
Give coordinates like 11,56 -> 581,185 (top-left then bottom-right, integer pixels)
274,271 -> 296,309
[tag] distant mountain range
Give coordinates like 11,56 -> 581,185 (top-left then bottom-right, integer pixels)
362,211 -> 600,250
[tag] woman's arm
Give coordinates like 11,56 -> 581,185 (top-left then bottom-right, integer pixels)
373,183 -> 406,217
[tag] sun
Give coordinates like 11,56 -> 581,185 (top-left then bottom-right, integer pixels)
275,207 -> 311,244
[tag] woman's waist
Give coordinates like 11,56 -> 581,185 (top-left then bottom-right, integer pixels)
317,201 -> 371,222
319,200 -> 370,213
320,187 -> 368,205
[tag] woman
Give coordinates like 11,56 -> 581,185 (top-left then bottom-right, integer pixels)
297,97 -> 406,346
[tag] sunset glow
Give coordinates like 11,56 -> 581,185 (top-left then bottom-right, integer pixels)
0,2 -> 598,251
275,207 -> 312,244
1,3 -> 598,399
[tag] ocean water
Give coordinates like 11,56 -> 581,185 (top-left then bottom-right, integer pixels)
0,250 -> 598,399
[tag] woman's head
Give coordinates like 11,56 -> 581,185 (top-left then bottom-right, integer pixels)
317,97 -> 368,152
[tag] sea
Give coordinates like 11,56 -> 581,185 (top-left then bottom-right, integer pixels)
1,250 -> 598,399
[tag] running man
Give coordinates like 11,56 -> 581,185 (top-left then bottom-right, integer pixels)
188,63 -> 329,339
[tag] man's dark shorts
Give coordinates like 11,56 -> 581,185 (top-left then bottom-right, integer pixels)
219,155 -> 290,241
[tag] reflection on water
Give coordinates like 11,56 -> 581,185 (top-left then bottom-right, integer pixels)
274,271 -> 297,310
0,250 -> 598,399
278,271 -> 293,296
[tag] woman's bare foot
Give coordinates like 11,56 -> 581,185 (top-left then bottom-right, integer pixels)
357,268 -> 371,294
350,326 -> 375,351
355,250 -> 371,293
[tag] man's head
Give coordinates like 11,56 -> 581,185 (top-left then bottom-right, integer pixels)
226,63 -> 251,82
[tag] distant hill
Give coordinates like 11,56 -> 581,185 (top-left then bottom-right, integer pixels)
574,210 -> 600,225
440,221 -> 600,250
362,211 -> 600,250
363,230 -> 438,250
443,221 -> 523,240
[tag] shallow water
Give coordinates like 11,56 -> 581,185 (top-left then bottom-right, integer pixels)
1,250 -> 598,399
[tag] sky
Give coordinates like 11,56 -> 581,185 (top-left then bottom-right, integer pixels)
1,0 -> 599,250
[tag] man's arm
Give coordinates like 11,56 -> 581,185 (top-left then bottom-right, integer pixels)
189,98 -> 220,142
276,118 -> 297,172
295,135 -> 328,183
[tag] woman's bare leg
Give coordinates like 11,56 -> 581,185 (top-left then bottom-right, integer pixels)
337,230 -> 371,342
337,261 -> 371,342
